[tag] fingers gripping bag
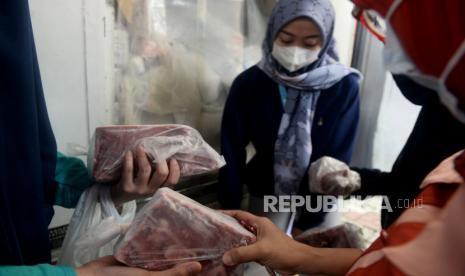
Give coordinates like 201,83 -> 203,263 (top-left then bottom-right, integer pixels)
89,124 -> 226,183
114,188 -> 256,275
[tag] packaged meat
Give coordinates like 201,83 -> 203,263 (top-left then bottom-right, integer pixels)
89,124 -> 225,183
114,188 -> 256,275
295,223 -> 364,249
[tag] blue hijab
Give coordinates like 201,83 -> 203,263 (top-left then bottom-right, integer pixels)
0,0 -> 57,265
257,0 -> 361,195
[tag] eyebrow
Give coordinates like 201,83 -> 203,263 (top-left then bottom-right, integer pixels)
304,35 -> 321,39
281,30 -> 321,39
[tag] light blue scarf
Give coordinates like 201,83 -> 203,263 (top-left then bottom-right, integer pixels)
257,0 -> 361,195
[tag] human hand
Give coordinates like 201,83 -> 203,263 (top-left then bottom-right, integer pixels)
111,146 -> 180,205
308,156 -> 361,197
76,255 -> 201,276
221,210 -> 311,275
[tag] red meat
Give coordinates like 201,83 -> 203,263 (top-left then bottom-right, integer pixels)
91,125 -> 225,182
114,188 -> 256,275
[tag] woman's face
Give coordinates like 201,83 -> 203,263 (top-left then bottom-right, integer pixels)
274,18 -> 322,50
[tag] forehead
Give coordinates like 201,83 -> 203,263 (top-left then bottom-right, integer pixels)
280,18 -> 321,36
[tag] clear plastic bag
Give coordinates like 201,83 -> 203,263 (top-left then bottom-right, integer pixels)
114,188 -> 256,275
294,222 -> 364,249
242,0 -> 276,68
89,124 -> 226,183
113,0 -> 245,149
58,184 -> 136,266
308,156 -> 361,196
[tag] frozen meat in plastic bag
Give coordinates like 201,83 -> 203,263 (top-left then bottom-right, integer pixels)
295,223 -> 364,249
89,124 -> 225,183
114,188 -> 256,275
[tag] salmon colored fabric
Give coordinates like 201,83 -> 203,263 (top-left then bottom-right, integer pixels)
347,152 -> 465,275
351,0 -> 465,114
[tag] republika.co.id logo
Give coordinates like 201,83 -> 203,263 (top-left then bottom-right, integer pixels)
263,195 -> 424,213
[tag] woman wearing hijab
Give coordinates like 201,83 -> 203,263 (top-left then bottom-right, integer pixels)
219,0 -> 361,230
219,0 -> 465,275
0,0 -> 201,275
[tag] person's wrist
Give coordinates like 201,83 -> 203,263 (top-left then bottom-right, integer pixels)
291,241 -> 321,274
294,246 -> 363,275
110,183 -> 126,206
75,266 -> 94,276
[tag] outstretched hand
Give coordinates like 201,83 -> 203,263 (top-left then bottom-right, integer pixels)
221,210 -> 307,275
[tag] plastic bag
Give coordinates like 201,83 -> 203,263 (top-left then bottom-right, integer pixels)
242,0 -> 276,68
114,188 -> 256,275
308,156 -> 361,196
58,184 -> 136,266
89,124 -> 226,183
295,223 -> 364,249
123,44 -> 206,127
118,33 -> 226,132
113,0 -> 246,150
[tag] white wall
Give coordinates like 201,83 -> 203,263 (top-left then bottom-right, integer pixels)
330,0 -> 356,65
30,0 -> 90,152
372,74 -> 420,171
30,0 -> 112,228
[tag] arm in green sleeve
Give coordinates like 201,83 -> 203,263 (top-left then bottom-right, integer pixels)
0,264 -> 76,276
54,152 -> 92,208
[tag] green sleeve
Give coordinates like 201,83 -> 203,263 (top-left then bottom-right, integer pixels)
54,152 -> 92,208
0,264 -> 76,276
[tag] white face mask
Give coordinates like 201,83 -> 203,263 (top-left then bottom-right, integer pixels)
272,43 -> 321,73
382,0 -> 465,123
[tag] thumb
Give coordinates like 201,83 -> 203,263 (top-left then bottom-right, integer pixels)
223,244 -> 260,266
159,262 -> 202,276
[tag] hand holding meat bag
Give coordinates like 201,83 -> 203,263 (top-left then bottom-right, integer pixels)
115,188 -> 256,275
89,124 -> 226,183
